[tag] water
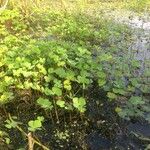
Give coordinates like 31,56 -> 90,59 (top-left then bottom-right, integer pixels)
86,10 -> 150,150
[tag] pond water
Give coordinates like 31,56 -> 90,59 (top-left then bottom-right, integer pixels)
86,84 -> 150,150
86,10 -> 150,150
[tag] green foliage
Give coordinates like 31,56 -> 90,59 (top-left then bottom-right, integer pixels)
125,0 -> 150,12
73,97 -> 86,113
117,96 -> 150,121
0,5 -> 149,123
28,116 -> 44,132
0,130 -> 10,145
56,100 -> 65,108
5,116 -> 20,129
0,1 -> 150,149
37,98 -> 53,110
107,92 -> 117,100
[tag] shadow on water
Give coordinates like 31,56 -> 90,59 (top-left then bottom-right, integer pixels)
85,83 -> 150,150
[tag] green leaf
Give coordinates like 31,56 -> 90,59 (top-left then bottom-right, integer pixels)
98,53 -> 112,62
44,88 -> 52,96
5,137 -> 10,144
79,97 -> 86,106
107,92 -> 117,99
130,78 -> 139,87
129,96 -> 145,105
34,120 -> 42,128
66,70 -> 75,80
98,79 -> 106,86
115,107 -> 122,113
37,98 -> 53,110
113,88 -> 126,95
28,119 -> 42,132
144,70 -> 150,76
64,80 -> 71,90
77,75 -> 90,85
131,60 -> 140,68
28,127 -> 35,132
73,97 -> 86,112
52,87 -> 62,96
28,116 -> 44,132
4,76 -> 13,84
56,100 -> 65,108
5,124 -> 12,129
5,119 -> 18,129
37,116 -> 44,122
55,68 -> 66,78
22,71 -> 32,77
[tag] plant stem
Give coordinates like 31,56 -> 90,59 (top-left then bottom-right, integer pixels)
53,99 -> 59,123
50,111 -> 54,124
8,113 -> 50,150
28,132 -> 34,150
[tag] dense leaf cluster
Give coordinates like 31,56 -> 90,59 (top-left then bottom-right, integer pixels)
0,8 -> 149,121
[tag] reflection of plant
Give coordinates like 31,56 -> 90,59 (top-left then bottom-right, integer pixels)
116,96 -> 150,122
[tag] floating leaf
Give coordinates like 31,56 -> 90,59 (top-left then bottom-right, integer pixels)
128,96 -> 145,105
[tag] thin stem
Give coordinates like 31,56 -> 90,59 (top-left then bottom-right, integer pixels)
53,99 -> 59,123
28,132 -> 34,150
50,111 -> 54,124
8,113 -> 50,150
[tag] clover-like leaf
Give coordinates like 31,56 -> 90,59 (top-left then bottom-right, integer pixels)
107,92 -> 117,100
56,100 -> 65,108
28,116 -> 44,132
63,80 -> 71,91
73,97 -> 86,113
128,96 -> 145,105
37,98 -> 53,110
98,79 -> 106,86
52,87 -> 62,96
